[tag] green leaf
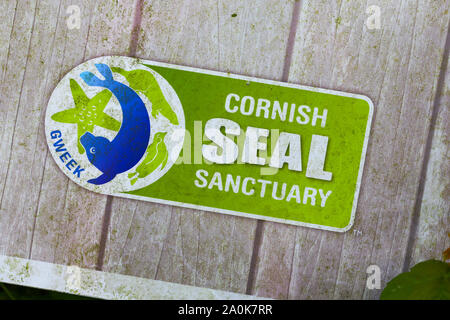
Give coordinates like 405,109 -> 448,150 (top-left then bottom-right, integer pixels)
0,283 -> 15,300
0,282 -> 96,300
444,247 -> 450,262
380,260 -> 450,300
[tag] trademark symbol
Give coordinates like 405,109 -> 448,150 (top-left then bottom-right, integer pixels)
353,229 -> 362,236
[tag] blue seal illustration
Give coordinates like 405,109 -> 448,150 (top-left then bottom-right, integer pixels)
79,63 -> 151,185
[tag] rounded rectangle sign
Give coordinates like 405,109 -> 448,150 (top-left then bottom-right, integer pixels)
45,56 -> 373,232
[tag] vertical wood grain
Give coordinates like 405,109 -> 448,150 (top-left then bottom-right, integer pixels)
0,0 -> 138,269
29,0 -> 139,269
101,0 -> 295,294
0,0 -> 55,258
0,0 -> 17,82
0,0 -> 448,300
251,0 -> 450,299
410,50 -> 449,266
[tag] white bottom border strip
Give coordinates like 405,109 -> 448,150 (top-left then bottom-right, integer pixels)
0,255 -> 264,300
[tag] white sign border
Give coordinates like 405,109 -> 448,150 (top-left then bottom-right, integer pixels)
46,56 -> 375,233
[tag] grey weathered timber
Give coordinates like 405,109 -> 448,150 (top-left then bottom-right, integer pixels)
101,0 -> 295,294
0,0 -> 17,83
410,51 -> 449,267
0,0 -> 448,300
0,0 -> 139,269
251,0 -> 450,299
30,0 -> 139,269
0,0 -> 62,259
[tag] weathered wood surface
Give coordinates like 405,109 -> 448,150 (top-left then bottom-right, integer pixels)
0,0 -> 138,268
30,0 -> 141,269
101,0 -> 295,294
0,0 -> 448,299
0,255 -> 258,299
251,0 -> 450,299
410,48 -> 449,267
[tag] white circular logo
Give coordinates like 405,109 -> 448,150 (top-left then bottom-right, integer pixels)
45,56 -> 185,195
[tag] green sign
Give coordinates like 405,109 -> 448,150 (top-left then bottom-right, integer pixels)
45,56 -> 373,232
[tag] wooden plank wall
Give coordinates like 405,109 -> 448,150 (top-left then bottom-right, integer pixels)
101,0 -> 294,294
253,0 -> 450,299
0,0 -> 448,299
410,41 -> 449,267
